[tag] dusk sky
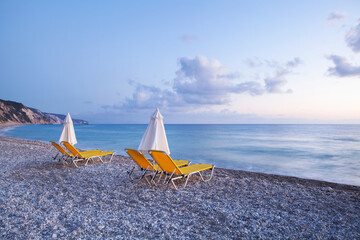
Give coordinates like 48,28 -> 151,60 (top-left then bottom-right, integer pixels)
1,0 -> 360,124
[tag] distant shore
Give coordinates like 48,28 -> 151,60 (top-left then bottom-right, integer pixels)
0,123 -> 85,130
0,123 -> 24,130
0,135 -> 359,238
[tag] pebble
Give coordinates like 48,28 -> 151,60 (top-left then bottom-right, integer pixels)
323,186 -> 333,191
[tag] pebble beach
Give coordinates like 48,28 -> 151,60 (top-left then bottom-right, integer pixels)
0,134 -> 359,239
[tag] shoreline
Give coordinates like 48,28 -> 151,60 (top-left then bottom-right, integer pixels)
0,122 -> 24,130
0,135 -> 359,238
0,123 -> 359,188
0,134 -> 359,190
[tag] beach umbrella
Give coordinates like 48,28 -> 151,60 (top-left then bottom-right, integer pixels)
138,108 -> 170,155
59,113 -> 77,145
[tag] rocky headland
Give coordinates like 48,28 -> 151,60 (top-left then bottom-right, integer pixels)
0,99 -> 88,125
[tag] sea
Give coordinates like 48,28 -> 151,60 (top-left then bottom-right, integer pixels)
1,124 -> 360,186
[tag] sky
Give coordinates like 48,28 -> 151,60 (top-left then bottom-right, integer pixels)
1,0 -> 360,124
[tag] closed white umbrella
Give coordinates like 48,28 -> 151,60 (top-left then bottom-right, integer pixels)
59,113 -> 77,145
138,108 -> 170,155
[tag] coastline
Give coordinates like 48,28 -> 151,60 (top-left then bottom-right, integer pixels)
1,123 -> 359,189
0,135 -> 359,238
0,123 -> 24,130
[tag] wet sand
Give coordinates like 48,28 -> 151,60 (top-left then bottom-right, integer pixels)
0,135 -> 359,239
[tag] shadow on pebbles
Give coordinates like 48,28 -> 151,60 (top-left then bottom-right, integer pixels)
0,136 -> 359,239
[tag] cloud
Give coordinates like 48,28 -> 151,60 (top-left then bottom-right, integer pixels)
180,34 -> 198,42
265,75 -> 292,94
263,58 -> 301,93
174,56 -> 264,104
173,56 -> 232,104
345,20 -> 360,53
327,55 -> 360,77
327,11 -> 346,22
244,57 -> 263,68
103,84 -> 178,111
245,57 -> 301,69
108,56 -> 301,112
264,69 -> 293,94
286,57 -> 302,68
234,81 -> 265,96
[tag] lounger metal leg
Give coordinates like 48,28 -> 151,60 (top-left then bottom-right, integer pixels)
140,169 -> 149,180
174,167 -> 215,190
59,155 -> 65,162
67,156 -> 75,164
73,159 -> 79,167
127,164 -> 154,182
150,171 -> 161,184
170,176 -> 184,190
107,153 -> 114,163
150,171 -> 167,185
53,153 -> 59,161
149,172 -> 156,184
166,171 -> 176,185
171,179 -> 178,190
198,166 -> 215,182
156,172 -> 165,183
73,156 -> 86,167
128,166 -> 136,179
145,170 -> 159,185
57,154 -> 67,163
63,155 -> 72,165
97,154 -> 114,164
62,156 -> 67,165
183,175 -> 191,188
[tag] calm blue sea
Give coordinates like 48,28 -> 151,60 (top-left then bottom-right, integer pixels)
1,124 -> 360,186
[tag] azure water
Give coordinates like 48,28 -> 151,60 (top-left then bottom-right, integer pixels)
1,124 -> 360,186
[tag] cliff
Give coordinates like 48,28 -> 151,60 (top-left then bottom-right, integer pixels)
0,99 -> 88,125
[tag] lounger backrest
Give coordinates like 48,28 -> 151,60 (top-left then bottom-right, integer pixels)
149,150 -> 182,175
50,141 -> 70,156
63,141 -> 84,158
125,149 -> 154,170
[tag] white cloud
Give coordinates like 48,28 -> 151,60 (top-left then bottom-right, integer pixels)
265,76 -> 292,94
244,57 -> 263,68
234,81 -> 265,96
345,19 -> 360,53
286,57 -> 302,68
108,56 -> 300,111
174,56 -> 264,104
327,11 -> 346,22
327,55 -> 360,77
264,58 -> 301,93
103,84 -> 178,111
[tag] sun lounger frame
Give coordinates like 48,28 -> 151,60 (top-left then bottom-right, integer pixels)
151,167 -> 215,190
63,141 -> 115,167
125,149 -> 159,181
149,150 -> 215,190
50,141 -> 76,163
125,148 -> 190,183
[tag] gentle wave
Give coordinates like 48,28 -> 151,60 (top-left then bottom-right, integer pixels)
333,137 -> 360,142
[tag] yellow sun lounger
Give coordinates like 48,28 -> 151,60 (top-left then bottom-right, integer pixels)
125,148 -> 190,181
63,141 -> 115,167
50,141 -> 102,162
149,150 -> 214,189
